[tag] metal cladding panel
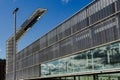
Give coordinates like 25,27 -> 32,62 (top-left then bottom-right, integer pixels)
51,43 -> 60,59
40,35 -> 47,49
60,37 -> 73,56
77,9 -> 87,22
46,47 -> 54,61
117,14 -> 120,39
39,51 -> 44,63
64,21 -> 72,37
22,46 -> 32,58
32,65 -> 39,77
31,40 -> 40,53
57,20 -> 72,40
70,14 -> 78,28
37,16 -> 119,67
23,48 -> 27,58
73,29 -> 91,52
6,39 -> 14,73
116,0 -> 120,11
73,18 -> 89,33
57,25 -> 64,40
8,64 -> 13,72
47,29 -> 57,46
92,17 -> 118,46
22,57 -> 27,68
6,73 -> 14,80
39,50 -> 48,63
38,43 -> 60,63
27,55 -> 33,67
89,2 -> 115,24
33,52 -> 39,65
87,0 -> 116,17
72,10 -> 89,33
28,67 -> 34,78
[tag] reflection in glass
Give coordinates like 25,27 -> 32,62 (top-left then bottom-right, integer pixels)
92,43 -> 120,70
66,77 -> 74,80
41,42 -> 120,77
98,73 -> 120,80
80,75 -> 94,80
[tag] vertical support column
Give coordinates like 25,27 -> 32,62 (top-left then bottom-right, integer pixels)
13,12 -> 16,80
93,74 -> 98,80
13,8 -> 19,80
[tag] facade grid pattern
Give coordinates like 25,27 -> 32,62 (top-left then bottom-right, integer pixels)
6,0 -> 120,80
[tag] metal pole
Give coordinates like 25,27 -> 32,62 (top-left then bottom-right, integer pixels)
13,8 -> 19,80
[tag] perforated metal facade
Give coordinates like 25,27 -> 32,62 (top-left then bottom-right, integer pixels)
6,0 -> 120,80
6,8 -> 46,80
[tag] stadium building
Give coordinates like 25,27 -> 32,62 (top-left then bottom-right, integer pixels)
6,0 -> 120,80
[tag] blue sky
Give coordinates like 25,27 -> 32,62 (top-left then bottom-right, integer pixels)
0,0 -> 93,59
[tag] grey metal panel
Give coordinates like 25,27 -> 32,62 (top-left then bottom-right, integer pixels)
6,73 -> 14,80
89,2 -> 115,24
27,55 -> 33,67
117,14 -> 120,39
57,20 -> 72,40
57,25 -> 63,40
70,15 -> 77,28
60,37 -> 73,56
64,20 -> 72,37
33,65 -> 39,77
88,0 -> 116,17
92,17 -> 118,46
38,43 -> 60,63
23,48 -> 27,58
116,0 -> 120,11
40,35 -> 47,49
23,46 -> 31,57
31,40 -> 40,54
73,29 -> 91,52
33,52 -> 39,65
47,29 -> 57,46
8,73 -> 11,80
39,49 -> 49,63
72,9 -> 88,33
51,43 -> 60,59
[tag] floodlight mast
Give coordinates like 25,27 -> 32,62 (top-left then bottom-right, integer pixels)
6,8 -> 46,80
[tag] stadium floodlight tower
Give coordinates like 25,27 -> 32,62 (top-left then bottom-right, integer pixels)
6,8 -> 46,80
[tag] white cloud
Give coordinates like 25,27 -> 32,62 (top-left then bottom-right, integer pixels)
62,0 -> 70,3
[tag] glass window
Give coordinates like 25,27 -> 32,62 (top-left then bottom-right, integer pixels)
75,76 -> 80,80
61,77 -> 66,80
80,75 -> 94,80
66,77 -> 74,80
92,42 -> 120,70
98,73 -> 120,80
41,42 -> 120,77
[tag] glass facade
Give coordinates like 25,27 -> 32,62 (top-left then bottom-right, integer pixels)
40,73 -> 120,80
41,42 -> 120,77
